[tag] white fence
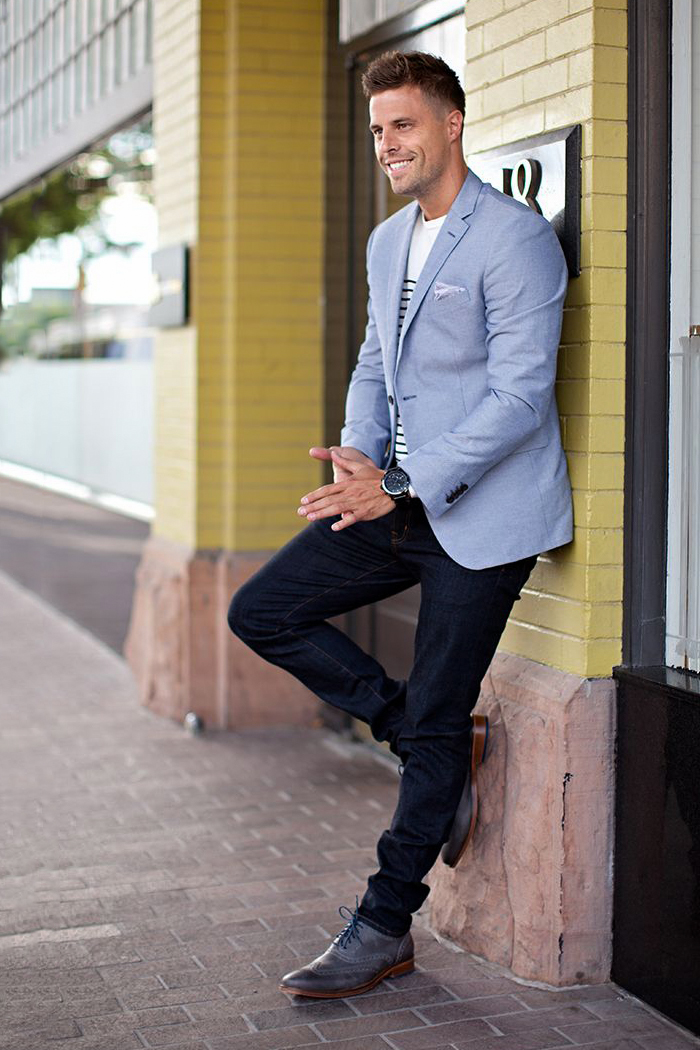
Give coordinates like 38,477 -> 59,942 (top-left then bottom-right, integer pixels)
0,358 -> 153,507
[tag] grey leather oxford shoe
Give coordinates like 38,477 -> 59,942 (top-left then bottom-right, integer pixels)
441,713 -> 489,868
279,899 -> 414,998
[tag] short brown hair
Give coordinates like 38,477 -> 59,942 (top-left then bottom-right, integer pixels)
361,50 -> 465,118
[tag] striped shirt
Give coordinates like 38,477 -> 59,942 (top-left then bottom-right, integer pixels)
394,209 -> 447,463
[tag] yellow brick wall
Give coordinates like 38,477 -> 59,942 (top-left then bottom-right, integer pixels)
152,0 -> 325,551
221,0 -> 325,552
465,0 -> 627,677
152,0 -> 201,548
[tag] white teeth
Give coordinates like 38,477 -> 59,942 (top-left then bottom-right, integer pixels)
388,160 -> 411,171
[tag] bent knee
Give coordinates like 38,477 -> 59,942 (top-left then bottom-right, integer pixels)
226,578 -> 279,648
226,585 -> 257,643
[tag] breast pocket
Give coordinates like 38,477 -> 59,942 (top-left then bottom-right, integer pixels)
432,287 -> 472,309
421,287 -> 484,346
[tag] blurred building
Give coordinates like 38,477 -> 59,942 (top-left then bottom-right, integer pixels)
0,2 -> 155,504
0,0 -> 152,202
2,0 -> 699,1032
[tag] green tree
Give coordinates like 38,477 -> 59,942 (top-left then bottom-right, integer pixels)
0,121 -> 154,319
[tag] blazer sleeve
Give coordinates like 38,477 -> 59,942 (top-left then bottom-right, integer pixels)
399,213 -> 569,519
339,229 -> 391,467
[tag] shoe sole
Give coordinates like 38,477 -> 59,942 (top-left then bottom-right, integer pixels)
444,713 -> 489,869
279,956 -> 415,998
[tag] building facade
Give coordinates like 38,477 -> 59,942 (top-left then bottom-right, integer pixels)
2,0 -> 698,1034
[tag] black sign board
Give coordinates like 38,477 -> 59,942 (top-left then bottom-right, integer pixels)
149,244 -> 190,328
467,124 -> 581,277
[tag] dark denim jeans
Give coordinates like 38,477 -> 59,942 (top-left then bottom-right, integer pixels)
227,499 -> 537,936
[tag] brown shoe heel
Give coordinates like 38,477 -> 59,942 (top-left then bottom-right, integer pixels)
471,713 -> 489,771
447,714 -> 490,869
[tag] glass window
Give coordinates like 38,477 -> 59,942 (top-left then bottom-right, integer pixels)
61,57 -> 71,123
100,24 -> 111,97
50,68 -> 59,128
22,93 -> 30,153
14,39 -> 22,101
1,0 -> 154,185
2,45 -> 9,109
33,24 -> 40,86
35,85 -> 40,142
86,36 -> 94,105
127,4 -> 136,76
39,17 -> 47,82
63,0 -> 71,57
113,11 -> 122,86
74,46 -> 83,112
51,6 -> 59,65
144,0 -> 151,62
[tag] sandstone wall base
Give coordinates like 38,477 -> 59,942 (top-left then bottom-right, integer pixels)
124,536 -> 321,730
427,652 -> 616,987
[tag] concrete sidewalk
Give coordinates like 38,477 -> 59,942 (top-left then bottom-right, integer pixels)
1,570 -> 698,1050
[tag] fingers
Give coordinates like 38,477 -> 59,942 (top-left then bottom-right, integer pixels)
299,481 -> 340,506
300,504 -> 343,522
329,448 -> 363,473
309,446 -> 332,461
298,492 -> 345,520
309,445 -> 352,461
331,512 -> 356,532
297,475 -> 391,529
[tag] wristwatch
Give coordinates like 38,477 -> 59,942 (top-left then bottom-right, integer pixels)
381,466 -> 412,501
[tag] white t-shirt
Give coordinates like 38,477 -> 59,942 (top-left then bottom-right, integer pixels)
394,209 -> 446,464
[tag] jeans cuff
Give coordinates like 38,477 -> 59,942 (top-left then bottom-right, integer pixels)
357,905 -> 411,938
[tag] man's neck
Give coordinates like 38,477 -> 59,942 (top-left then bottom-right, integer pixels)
418,164 -> 469,221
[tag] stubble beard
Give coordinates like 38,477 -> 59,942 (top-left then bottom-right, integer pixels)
388,155 -> 445,201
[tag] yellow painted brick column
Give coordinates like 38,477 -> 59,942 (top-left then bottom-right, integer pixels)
126,0 -> 325,728
196,0 -> 325,552
463,0 -> 626,678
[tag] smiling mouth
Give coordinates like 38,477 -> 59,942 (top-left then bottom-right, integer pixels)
386,159 -> 413,173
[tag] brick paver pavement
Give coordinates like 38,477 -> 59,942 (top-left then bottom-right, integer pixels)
1,568 -> 699,1050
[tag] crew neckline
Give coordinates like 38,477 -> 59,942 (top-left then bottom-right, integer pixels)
420,209 -> 447,228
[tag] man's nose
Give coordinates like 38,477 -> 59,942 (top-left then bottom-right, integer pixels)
381,128 -> 398,153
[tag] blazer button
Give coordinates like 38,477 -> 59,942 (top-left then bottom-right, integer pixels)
388,395 -> 394,405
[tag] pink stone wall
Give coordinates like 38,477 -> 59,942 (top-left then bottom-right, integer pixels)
125,537 -> 321,731
427,651 -> 617,986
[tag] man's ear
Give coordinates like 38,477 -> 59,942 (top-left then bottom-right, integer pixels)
447,109 -> 464,143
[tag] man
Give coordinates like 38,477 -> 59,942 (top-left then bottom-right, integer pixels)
228,50 -> 572,998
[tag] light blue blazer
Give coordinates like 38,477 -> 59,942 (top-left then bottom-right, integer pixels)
340,167 -> 573,570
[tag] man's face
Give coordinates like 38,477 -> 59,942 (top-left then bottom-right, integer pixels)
368,84 -> 459,200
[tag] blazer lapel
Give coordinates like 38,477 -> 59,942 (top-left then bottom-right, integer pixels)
385,201 -> 419,378
394,168 -> 484,376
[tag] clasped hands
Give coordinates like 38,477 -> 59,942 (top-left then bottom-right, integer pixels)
297,446 -> 395,532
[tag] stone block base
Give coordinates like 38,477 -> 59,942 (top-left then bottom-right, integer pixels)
124,536 -> 321,730
427,651 -> 616,987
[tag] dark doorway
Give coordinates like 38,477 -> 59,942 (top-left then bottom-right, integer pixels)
612,0 -> 700,1036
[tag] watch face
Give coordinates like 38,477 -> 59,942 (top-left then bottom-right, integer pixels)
383,468 -> 410,496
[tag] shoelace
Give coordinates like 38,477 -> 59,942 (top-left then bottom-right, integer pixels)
335,896 -> 364,950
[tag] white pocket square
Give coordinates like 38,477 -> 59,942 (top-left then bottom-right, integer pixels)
434,281 -> 467,301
